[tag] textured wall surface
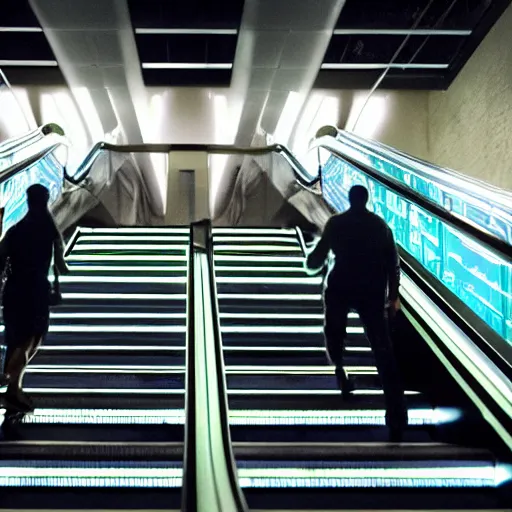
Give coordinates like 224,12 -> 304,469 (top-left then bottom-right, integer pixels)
349,89 -> 430,161
428,4 -> 512,191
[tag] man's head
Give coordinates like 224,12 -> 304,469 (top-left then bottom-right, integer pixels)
27,184 -> 50,212
348,185 -> 369,210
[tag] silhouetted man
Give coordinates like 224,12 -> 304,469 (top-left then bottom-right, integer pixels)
0,184 -> 68,412
306,185 -> 407,441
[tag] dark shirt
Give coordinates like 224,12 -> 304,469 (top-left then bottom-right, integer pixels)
1,212 -> 59,289
306,208 -> 400,303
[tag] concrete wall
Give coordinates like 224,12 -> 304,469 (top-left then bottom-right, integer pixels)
428,4 -> 512,191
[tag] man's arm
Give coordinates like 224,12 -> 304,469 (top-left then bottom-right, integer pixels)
54,232 -> 69,275
385,227 -> 400,302
305,218 -> 332,273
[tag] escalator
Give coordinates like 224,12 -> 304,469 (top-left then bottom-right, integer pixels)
1,128 -> 512,510
0,227 -> 187,509
212,227 -> 511,509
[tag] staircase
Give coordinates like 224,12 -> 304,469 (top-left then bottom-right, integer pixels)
0,227 -> 188,510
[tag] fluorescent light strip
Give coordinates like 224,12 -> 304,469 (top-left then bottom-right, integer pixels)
216,276 -> 320,284
321,63 -> 449,70
51,312 -> 186,319
80,227 -> 190,234
39,345 -> 184,352
0,325 -> 185,333
214,236 -> 299,244
229,408 -> 439,425
62,293 -> 186,300
220,313 -> 356,320
227,389 -> 418,396
238,467 -> 495,488
30,365 -> 184,371
225,346 -> 326,352
67,255 -> 187,261
72,244 -> 188,251
78,235 -> 189,242
213,228 -> 296,235
215,266 -> 308,273
0,476 -> 182,488
142,62 -> 232,69
136,28 -> 237,35
20,408 -> 185,425
27,368 -> 184,375
20,388 -> 184,395
53,275 -> 186,284
67,265 -> 187,272
0,60 -> 58,67
0,466 -> 182,478
214,245 -> 301,252
225,366 -> 377,375
218,293 -> 322,300
333,28 -> 471,36
0,27 -> 43,32
214,255 -> 304,263
221,326 -> 363,334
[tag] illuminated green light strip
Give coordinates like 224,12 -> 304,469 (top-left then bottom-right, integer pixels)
27,368 -> 184,375
72,244 -> 188,251
0,466 -> 182,478
68,255 -> 187,261
214,255 -> 304,263
216,276 -> 321,284
78,235 -> 189,242
215,266 -> 308,273
62,293 -> 187,300
218,293 -> 322,300
18,388 -> 185,395
39,345 -> 185,352
54,275 -> 186,284
213,228 -> 296,235
214,245 -> 301,252
68,265 -> 187,272
29,365 -> 184,371
51,312 -> 186,319
221,326 -> 363,334
80,227 -> 189,234
214,236 -> 299,244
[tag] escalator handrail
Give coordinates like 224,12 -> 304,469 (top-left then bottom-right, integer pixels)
310,137 -> 512,262
68,141 -> 318,188
0,123 -> 65,158
0,142 -> 67,187
203,219 -> 248,512
338,129 -> 512,208
184,219 -> 247,512
182,224 -> 197,511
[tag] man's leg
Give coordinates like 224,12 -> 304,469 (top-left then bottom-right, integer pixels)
357,302 -> 407,435
4,335 -> 40,410
324,291 -> 352,396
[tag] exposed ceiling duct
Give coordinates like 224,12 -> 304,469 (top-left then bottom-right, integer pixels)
28,0 -> 163,215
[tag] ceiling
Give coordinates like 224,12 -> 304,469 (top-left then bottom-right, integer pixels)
1,0 -> 510,90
